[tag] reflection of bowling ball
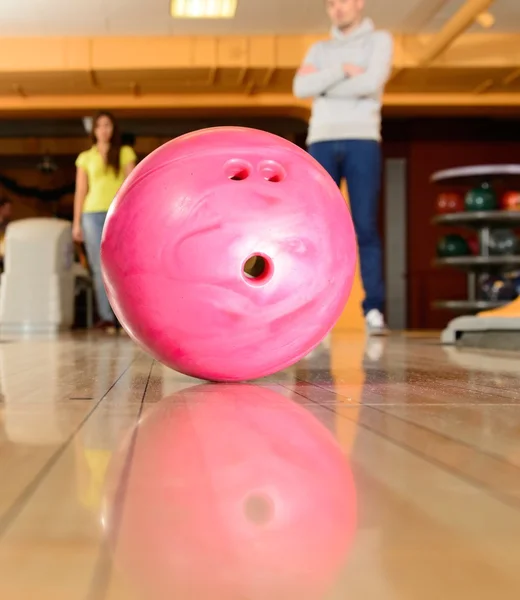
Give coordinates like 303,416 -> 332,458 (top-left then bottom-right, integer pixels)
479,275 -> 518,302
101,127 -> 357,382
501,191 -> 520,211
488,229 -> 520,256
437,234 -> 470,257
103,385 -> 357,600
435,192 -> 464,214
465,184 -> 497,211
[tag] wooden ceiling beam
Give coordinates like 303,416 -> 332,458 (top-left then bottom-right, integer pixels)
0,91 -> 517,113
472,79 -> 494,94
503,69 -> 520,87
419,0 -> 496,64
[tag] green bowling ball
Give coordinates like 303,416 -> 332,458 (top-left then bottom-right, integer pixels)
437,234 -> 470,258
465,183 -> 497,211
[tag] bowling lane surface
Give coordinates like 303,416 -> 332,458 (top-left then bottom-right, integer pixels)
0,331 -> 520,599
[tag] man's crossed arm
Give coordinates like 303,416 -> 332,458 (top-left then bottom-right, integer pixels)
293,32 -> 394,100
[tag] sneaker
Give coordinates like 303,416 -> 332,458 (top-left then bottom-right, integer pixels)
365,309 -> 389,336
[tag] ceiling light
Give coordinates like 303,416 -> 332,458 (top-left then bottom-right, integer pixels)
170,0 -> 237,18
476,11 -> 495,29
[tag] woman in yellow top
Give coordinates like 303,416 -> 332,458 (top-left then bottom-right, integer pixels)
73,111 -> 136,332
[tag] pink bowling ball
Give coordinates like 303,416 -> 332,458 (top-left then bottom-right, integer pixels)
101,127 -> 356,381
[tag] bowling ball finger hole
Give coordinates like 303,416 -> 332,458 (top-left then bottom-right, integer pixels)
243,493 -> 274,525
259,161 -> 286,183
225,159 -> 251,181
242,254 -> 272,283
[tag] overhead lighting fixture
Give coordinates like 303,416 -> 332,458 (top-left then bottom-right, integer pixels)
476,11 -> 495,29
170,0 -> 237,18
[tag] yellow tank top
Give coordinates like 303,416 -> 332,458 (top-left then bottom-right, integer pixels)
76,145 -> 137,213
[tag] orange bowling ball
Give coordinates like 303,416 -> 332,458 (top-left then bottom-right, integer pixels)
435,192 -> 464,214
501,191 -> 520,211
102,384 -> 357,600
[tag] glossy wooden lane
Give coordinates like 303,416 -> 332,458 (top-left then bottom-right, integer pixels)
0,331 -> 519,599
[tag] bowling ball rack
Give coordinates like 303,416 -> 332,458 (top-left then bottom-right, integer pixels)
430,164 -> 520,348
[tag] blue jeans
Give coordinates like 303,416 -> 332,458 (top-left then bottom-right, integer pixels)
82,212 -> 115,324
309,140 -> 384,315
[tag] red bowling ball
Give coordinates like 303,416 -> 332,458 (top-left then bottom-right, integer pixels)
101,127 -> 357,381
102,385 -> 357,600
435,192 -> 464,214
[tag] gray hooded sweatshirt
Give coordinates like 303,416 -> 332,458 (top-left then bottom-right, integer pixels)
293,18 -> 393,145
